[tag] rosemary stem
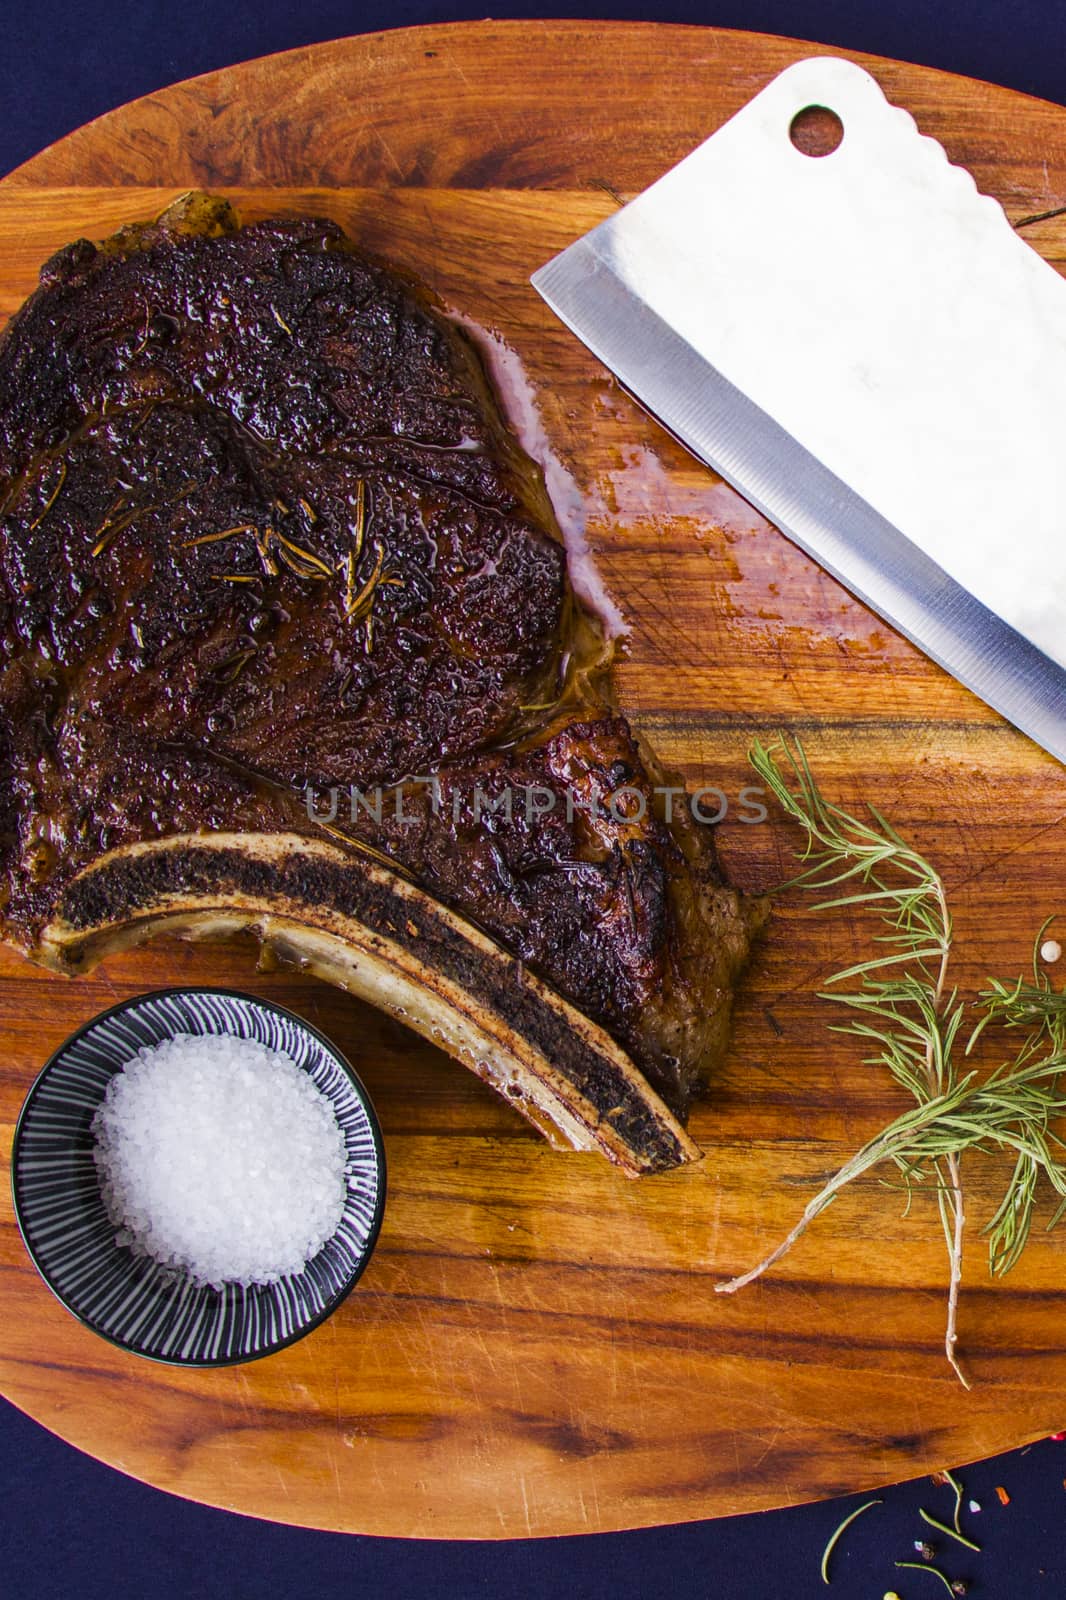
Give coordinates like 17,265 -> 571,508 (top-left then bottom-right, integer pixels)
943,1152 -> 970,1389
716,1106 -> 950,1296
923,877 -> 970,1388
714,1207 -> 824,1295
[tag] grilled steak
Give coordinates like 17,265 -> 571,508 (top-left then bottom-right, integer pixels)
0,194 -> 765,1173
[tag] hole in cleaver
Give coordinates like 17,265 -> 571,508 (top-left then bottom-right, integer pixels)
789,105 -> 845,157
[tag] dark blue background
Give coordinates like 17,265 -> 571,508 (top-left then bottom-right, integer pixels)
3,6 -> 1066,1597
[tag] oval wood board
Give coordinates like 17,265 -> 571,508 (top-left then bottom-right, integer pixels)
3,20 -> 1066,1540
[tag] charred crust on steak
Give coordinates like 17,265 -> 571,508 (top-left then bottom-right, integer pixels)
46,833 -> 698,1174
0,192 -> 573,782
0,193 -> 767,1172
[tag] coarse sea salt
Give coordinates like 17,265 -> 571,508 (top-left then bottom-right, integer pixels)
91,1031 -> 349,1287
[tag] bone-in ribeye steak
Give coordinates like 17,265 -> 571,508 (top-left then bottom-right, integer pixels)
0,194 -> 765,1174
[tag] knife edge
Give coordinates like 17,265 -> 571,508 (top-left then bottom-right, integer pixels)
532,237 -> 1066,765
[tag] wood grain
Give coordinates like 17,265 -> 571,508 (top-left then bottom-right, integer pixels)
2,20 -> 1066,1538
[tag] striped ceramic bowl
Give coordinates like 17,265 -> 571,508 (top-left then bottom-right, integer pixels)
11,988 -> 386,1365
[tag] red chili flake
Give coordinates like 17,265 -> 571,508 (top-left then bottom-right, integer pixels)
995,1485 -> 1011,1506
1051,1431 -> 1066,1441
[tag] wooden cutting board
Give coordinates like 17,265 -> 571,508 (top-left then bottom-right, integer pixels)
3,21 -> 1066,1539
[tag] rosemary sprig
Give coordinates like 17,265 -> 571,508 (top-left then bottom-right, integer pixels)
972,921 -> 1066,1057
716,736 -> 1066,1386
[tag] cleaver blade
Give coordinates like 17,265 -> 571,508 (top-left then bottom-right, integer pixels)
532,56 -> 1066,765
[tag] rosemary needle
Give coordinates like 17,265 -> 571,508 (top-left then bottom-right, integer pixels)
181,523 -> 257,548
919,1508 -> 981,1553
894,1560 -> 958,1595
345,542 -> 385,621
943,1469 -> 965,1535
820,1498 -> 882,1583
271,529 -> 333,578
27,459 -> 66,530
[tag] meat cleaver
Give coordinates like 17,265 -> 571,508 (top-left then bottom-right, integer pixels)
532,56 -> 1066,764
